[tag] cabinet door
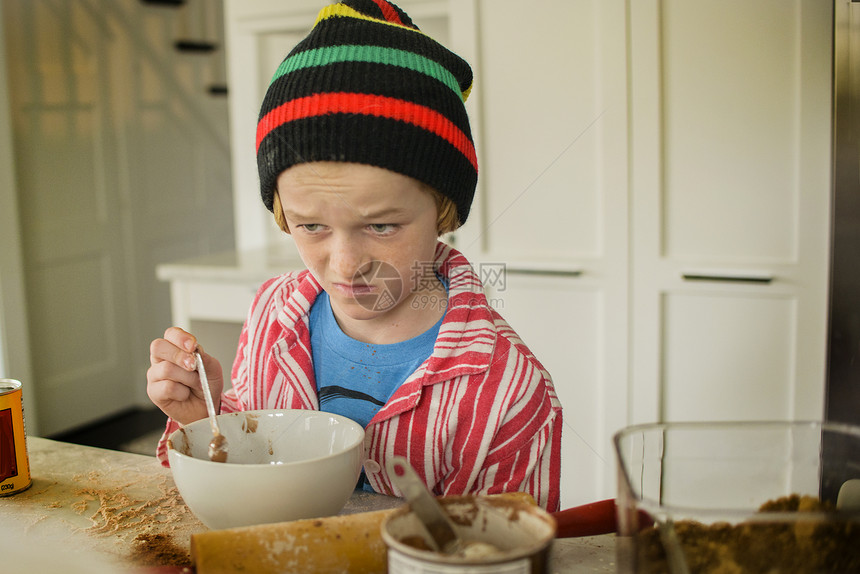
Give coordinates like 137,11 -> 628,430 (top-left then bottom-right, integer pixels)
455,0 -> 629,507
5,0 -> 235,434
629,0 -> 833,424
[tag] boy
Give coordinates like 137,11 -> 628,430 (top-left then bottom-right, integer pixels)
147,0 -> 562,511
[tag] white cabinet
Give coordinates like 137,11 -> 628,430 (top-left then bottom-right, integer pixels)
220,0 -> 834,509
454,0 -> 630,506
457,0 -> 832,507
627,0 -> 832,425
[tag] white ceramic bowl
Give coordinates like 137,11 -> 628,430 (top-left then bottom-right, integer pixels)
167,409 -> 365,530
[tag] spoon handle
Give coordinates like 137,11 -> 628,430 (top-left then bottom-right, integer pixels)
387,456 -> 460,553
194,352 -> 219,435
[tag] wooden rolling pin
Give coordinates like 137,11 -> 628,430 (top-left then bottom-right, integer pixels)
191,492 -> 536,574
190,494 -> 636,574
191,507 -> 393,574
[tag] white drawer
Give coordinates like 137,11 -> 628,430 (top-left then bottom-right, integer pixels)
182,280 -> 263,323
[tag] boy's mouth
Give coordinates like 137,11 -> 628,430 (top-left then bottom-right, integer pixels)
333,282 -> 376,297
333,262 -> 404,312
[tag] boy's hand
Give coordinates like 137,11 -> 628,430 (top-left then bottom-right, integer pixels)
147,327 -> 225,426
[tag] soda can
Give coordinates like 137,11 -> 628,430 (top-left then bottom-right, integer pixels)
0,379 -> 31,496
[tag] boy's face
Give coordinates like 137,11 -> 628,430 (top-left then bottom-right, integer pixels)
277,162 -> 443,340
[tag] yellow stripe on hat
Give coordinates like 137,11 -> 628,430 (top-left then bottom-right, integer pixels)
461,83 -> 473,103
315,3 -> 421,33
314,3 -> 472,102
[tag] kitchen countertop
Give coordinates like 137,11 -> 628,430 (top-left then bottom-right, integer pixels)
155,244 -> 305,284
0,437 -> 615,572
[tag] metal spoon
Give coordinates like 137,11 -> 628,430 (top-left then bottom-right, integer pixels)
387,456 -> 466,554
194,351 -> 228,463
657,518 -> 691,574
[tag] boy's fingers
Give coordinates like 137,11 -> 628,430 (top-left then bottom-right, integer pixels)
148,378 -> 192,404
163,326 -> 198,353
150,337 -> 197,371
147,359 -> 197,389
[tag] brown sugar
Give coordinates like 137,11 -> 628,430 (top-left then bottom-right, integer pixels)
131,533 -> 192,567
67,470 -> 200,567
636,495 -> 860,573
71,475 -> 191,534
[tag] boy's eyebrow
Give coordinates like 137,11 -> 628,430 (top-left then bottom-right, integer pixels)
281,207 -> 311,220
282,206 -> 411,220
358,206 -> 410,219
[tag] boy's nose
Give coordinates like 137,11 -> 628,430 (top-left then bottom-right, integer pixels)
330,236 -> 370,279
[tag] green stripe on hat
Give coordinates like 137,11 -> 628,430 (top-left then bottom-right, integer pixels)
270,44 -> 464,101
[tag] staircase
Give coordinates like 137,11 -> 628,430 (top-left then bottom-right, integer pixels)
140,0 -> 228,95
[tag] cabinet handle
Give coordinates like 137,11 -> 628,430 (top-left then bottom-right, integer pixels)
681,270 -> 774,284
504,266 -> 584,278
475,260 -> 584,278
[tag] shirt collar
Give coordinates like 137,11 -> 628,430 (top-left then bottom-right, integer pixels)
275,242 -> 497,377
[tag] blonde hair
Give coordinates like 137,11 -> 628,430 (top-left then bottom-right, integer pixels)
272,183 -> 460,236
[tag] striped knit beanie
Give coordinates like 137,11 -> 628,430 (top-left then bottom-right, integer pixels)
256,0 -> 478,225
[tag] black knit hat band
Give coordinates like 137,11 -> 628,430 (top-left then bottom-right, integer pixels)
256,0 -> 477,225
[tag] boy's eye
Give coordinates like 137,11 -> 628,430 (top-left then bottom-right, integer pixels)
369,224 -> 396,234
301,224 -> 322,232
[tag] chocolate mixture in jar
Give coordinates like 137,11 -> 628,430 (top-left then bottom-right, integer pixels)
637,495 -> 860,574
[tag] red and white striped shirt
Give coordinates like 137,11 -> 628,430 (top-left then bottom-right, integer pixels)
156,243 -> 563,510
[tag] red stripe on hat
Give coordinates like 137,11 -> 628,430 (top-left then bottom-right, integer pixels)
256,92 -> 478,172
368,0 -> 404,25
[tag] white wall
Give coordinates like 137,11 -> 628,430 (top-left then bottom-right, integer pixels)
1,0 -> 235,435
0,0 -> 37,433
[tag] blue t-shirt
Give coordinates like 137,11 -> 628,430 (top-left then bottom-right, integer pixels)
308,291 -> 443,429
